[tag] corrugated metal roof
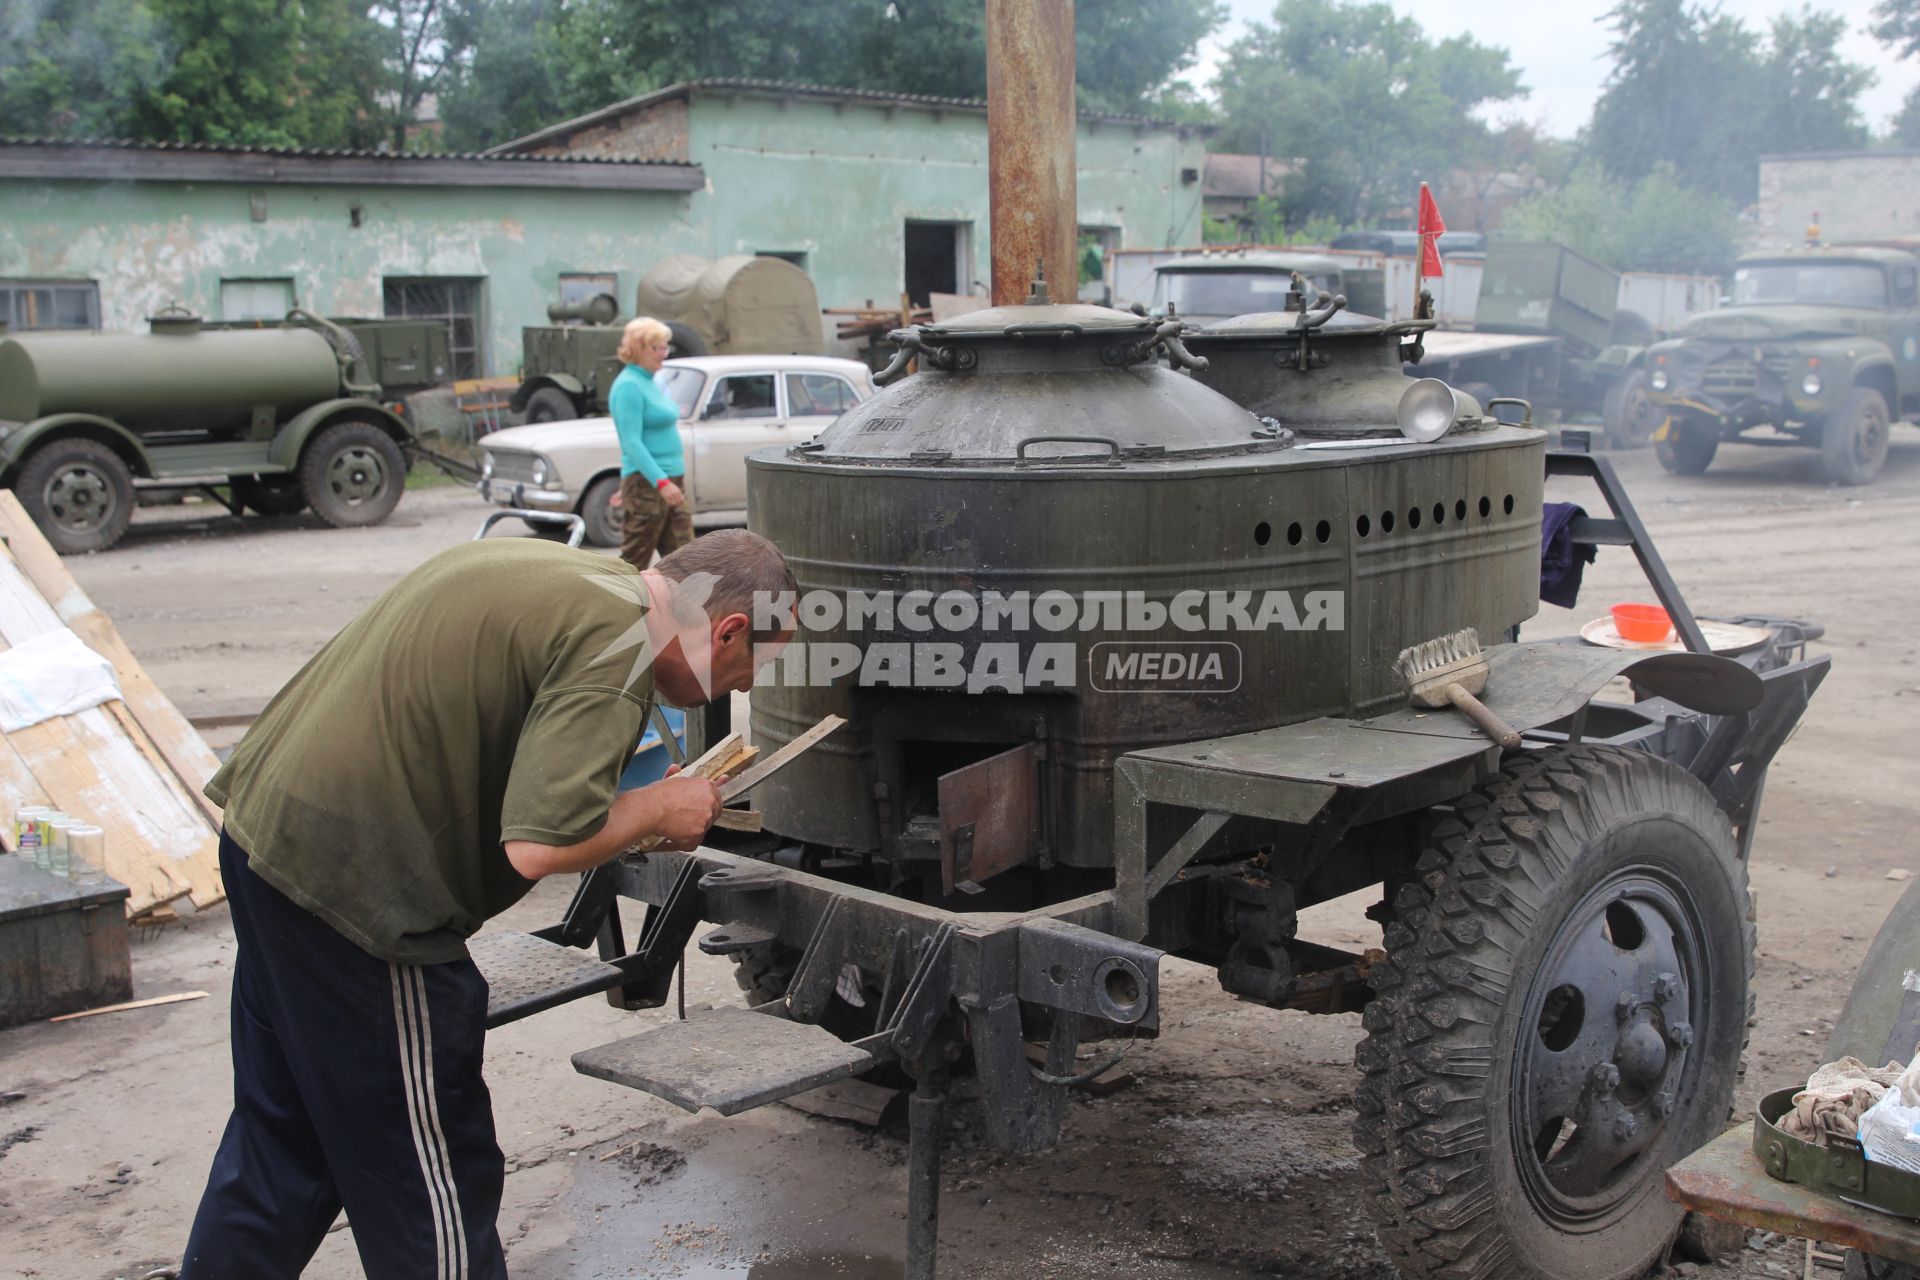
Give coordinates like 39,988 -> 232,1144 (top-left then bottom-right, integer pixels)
489,76 -> 1204,156
0,134 -> 695,166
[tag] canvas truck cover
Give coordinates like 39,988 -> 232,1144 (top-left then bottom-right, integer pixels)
635,254 -> 823,355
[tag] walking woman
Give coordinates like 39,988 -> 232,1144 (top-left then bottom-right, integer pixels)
609,316 -> 693,567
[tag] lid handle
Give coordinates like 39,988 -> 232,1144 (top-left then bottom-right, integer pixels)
1015,435 -> 1122,468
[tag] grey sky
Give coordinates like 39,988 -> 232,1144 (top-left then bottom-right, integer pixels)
1189,0 -> 1920,138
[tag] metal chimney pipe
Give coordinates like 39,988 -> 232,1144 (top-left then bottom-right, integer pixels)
986,0 -> 1077,307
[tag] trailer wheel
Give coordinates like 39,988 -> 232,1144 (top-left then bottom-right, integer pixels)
300,421 -> 406,528
1602,370 -> 1658,449
1655,416 -> 1718,475
580,474 -> 622,548
14,438 -> 135,554
1821,387 -> 1891,486
1353,746 -> 1752,1280
231,475 -> 309,517
666,323 -> 709,360
524,387 -> 577,423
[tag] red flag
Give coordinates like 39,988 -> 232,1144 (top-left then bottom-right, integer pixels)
1417,182 -> 1446,279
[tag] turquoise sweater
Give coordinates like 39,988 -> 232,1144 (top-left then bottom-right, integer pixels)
608,364 -> 685,485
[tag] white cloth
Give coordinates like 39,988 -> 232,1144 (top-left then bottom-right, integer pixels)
0,627 -> 122,732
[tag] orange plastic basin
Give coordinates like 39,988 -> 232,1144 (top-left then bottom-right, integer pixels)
1612,603 -> 1673,643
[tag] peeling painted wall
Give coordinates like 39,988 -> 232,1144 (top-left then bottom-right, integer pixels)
0,99 -> 1203,374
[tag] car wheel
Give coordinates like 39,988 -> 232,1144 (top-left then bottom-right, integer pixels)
299,421 -> 406,528
580,474 -> 622,548
1821,387 -> 1891,486
232,475 -> 309,517
1602,369 -> 1658,449
1654,415 -> 1718,475
14,438 -> 136,554
524,387 -> 577,423
1355,746 -> 1752,1280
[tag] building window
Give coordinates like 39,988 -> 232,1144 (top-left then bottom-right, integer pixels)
383,276 -> 484,378
1,280 -> 99,331
558,272 -> 618,308
220,278 -> 295,323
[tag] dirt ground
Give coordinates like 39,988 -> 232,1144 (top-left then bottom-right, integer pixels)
2,432 -> 1917,1280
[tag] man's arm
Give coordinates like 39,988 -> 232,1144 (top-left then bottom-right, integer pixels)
503,770 -> 723,880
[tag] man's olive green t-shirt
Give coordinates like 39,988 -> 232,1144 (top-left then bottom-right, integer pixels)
206,539 -> 655,965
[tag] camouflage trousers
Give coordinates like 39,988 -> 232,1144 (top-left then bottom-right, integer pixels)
618,473 -> 694,568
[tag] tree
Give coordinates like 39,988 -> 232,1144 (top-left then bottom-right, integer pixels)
1209,0 -> 1525,228
1589,0 -> 1868,204
0,0 -> 172,138
373,0 -> 453,152
1871,0 -> 1920,143
1501,163 -> 1741,276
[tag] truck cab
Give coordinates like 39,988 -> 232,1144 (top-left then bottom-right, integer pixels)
1645,247 -> 1920,484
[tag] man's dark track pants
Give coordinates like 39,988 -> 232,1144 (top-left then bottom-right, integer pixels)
182,831 -> 507,1279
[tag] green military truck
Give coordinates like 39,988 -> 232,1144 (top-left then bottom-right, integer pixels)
0,308 -> 414,553
1644,246 -> 1919,484
513,254 -> 824,422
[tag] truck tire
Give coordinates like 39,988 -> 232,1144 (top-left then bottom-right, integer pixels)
231,475 -> 309,517
1655,417 -> 1718,475
1602,369 -> 1658,449
580,474 -> 622,548
14,438 -> 135,554
1353,746 -> 1752,1280
666,323 -> 709,359
299,421 -> 406,529
1821,387 -> 1891,486
524,387 -> 577,424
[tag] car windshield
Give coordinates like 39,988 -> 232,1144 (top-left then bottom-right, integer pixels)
657,366 -> 705,418
1732,262 -> 1888,308
1151,269 -> 1336,317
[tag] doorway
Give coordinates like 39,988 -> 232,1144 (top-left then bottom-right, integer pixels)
904,221 -> 972,307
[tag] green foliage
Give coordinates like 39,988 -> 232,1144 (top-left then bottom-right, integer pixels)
0,0 -> 172,137
1871,0 -> 1920,60
1893,85 -> 1920,146
1211,0 -> 1524,228
1589,0 -> 1869,204
1501,163 -> 1741,276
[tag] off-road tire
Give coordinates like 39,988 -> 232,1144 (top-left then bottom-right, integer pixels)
1821,387 -> 1891,486
1602,369 -> 1658,450
580,474 -> 622,548
523,387 -> 577,423
1352,746 -> 1753,1280
1655,416 -> 1719,475
231,475 -> 309,517
666,322 -> 709,360
14,438 -> 135,554
299,421 -> 406,529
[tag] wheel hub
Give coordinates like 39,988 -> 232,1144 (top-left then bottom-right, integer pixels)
1516,880 -> 1707,1213
328,446 -> 386,505
45,464 -> 115,534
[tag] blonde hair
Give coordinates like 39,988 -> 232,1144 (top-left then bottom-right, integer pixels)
617,316 -> 672,364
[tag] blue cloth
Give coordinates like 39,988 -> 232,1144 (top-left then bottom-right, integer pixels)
1540,501 -> 1598,609
609,363 -> 685,485
181,832 -> 506,1280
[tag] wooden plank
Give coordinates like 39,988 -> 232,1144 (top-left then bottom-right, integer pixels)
679,732 -> 744,779
721,715 -> 846,803
710,808 -> 763,833
47,990 -> 209,1022
0,493 -> 224,907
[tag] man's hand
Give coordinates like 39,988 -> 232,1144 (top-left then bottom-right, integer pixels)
661,479 -> 687,509
502,764 -> 725,879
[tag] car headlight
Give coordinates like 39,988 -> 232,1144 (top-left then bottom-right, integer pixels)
531,457 -> 549,486
1801,372 -> 1822,396
1649,370 -> 1669,392
480,451 -> 494,480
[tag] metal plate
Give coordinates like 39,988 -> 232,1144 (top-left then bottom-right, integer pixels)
469,930 -> 623,1029
939,744 -> 1040,894
572,1006 -> 875,1115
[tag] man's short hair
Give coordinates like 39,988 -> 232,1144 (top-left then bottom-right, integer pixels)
656,530 -> 797,644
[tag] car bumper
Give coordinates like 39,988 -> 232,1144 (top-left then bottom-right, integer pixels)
478,479 -> 573,511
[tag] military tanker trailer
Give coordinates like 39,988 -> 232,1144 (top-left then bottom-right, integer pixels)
0,308 -> 412,552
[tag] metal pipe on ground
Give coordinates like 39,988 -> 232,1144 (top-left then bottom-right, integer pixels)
986,0 -> 1077,306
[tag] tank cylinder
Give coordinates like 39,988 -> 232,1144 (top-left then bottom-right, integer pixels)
0,327 -> 342,424
986,0 -> 1077,304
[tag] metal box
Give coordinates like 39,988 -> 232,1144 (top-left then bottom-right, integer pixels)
0,856 -> 131,1027
1476,240 -> 1620,353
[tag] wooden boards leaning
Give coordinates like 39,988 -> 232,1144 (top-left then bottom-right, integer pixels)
0,492 -> 225,916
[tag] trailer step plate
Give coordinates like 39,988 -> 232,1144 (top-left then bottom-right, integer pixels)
572,1006 -> 875,1115
471,930 -> 625,1029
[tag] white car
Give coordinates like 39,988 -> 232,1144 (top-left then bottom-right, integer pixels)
476,354 -> 874,546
